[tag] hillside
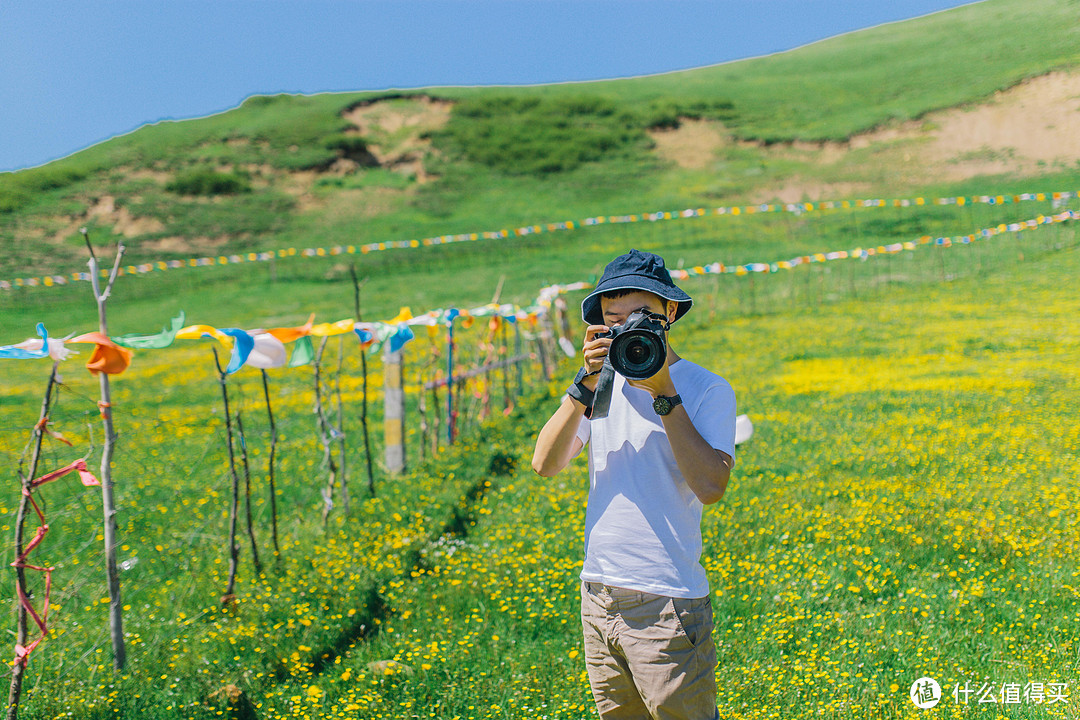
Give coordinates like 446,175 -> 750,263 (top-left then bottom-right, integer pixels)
1,0 -> 1079,283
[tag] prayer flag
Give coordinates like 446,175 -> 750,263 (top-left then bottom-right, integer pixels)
246,333 -> 287,370
68,332 -> 133,375
265,314 -> 315,344
218,329 -> 255,375
288,335 -> 314,367
0,324 -> 51,360
310,318 -> 356,337
112,312 -> 186,349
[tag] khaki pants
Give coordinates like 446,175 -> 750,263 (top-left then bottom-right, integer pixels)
581,581 -> 719,720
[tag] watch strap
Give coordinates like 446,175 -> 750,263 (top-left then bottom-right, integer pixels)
654,393 -> 683,416
567,367 -> 596,415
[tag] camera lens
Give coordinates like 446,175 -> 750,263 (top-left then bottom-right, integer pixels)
626,341 -> 649,364
610,331 -> 665,379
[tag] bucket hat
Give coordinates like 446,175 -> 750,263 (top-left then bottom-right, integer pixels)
581,249 -> 693,325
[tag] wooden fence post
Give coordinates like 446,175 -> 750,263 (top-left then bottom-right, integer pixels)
349,265 -> 376,498
554,297 -> 573,345
383,347 -> 406,475
447,318 -> 456,444
7,363 -> 59,720
81,229 -> 126,670
211,348 -> 241,604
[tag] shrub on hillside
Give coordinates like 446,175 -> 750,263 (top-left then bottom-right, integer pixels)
166,169 -> 251,196
0,165 -> 89,213
642,99 -> 737,130
324,135 -> 379,167
432,95 -> 651,176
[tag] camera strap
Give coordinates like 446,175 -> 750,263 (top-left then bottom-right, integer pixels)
589,358 -> 616,420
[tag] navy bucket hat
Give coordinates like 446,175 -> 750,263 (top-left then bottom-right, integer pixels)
581,249 -> 693,326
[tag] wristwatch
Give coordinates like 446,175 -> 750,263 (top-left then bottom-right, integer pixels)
653,394 -> 682,416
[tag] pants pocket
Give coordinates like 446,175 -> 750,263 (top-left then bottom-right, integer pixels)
670,596 -> 713,649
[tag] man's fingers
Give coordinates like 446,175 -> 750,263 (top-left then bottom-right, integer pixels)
583,339 -> 612,359
584,325 -> 610,342
582,327 -> 612,373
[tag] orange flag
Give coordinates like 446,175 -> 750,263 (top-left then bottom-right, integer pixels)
68,333 -> 133,375
265,313 -> 315,343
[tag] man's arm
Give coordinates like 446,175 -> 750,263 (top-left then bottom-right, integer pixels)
631,364 -> 733,505
532,324 -> 611,477
657,406 -> 732,505
531,396 -> 586,477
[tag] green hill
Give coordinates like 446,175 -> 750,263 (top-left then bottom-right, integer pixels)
2,0 -> 1079,285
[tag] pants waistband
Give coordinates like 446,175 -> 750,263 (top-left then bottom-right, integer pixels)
583,580 -> 667,609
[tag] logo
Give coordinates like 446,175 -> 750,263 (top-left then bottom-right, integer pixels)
911,677 -> 942,709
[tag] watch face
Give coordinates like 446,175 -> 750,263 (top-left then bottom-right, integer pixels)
654,396 -> 672,415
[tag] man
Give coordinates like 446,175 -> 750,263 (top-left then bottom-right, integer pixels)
532,248 -> 736,720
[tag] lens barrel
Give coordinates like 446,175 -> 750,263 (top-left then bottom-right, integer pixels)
609,329 -> 666,379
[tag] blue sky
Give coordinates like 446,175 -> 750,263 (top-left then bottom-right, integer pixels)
1,0 -> 980,172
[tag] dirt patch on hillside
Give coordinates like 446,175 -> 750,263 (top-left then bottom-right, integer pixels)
342,96 -> 452,182
51,195 -> 164,243
925,70 -> 1080,178
752,70 -> 1080,202
759,181 -> 874,204
122,167 -> 172,184
275,169 -> 321,211
317,187 -> 403,223
849,70 -> 1080,180
141,235 -> 230,254
649,119 -> 728,169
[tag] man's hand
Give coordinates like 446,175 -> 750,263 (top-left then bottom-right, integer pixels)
627,360 -> 677,398
581,325 -> 612,390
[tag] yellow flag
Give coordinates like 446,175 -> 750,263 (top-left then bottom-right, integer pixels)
388,307 -> 414,325
176,325 -> 229,343
310,318 -> 356,337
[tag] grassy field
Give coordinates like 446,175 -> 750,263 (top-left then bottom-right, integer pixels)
1,212 -> 1077,718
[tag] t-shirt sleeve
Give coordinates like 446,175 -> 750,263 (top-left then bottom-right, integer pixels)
575,415 -> 591,449
691,381 -> 736,458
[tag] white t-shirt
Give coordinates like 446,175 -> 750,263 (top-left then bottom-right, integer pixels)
575,358 -> 736,598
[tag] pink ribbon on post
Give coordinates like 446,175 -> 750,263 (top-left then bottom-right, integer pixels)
11,459 -> 100,667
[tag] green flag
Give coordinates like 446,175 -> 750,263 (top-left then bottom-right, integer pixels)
112,312 -> 186,349
288,335 -> 314,367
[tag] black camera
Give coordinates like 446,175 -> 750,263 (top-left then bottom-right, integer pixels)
598,310 -> 669,380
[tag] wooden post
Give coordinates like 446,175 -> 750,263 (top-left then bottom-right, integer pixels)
234,411 -> 262,575
334,337 -> 348,513
418,377 -> 428,466
81,228 -> 126,670
313,337 -> 339,522
499,318 -> 511,413
537,309 -> 556,379
534,324 -> 551,381
513,321 -> 524,398
260,370 -> 280,558
212,348 -> 241,603
383,346 -> 406,475
553,297 -> 573,345
7,363 -> 59,720
431,383 -> 442,456
349,266 -> 376,498
446,318 -> 456,444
